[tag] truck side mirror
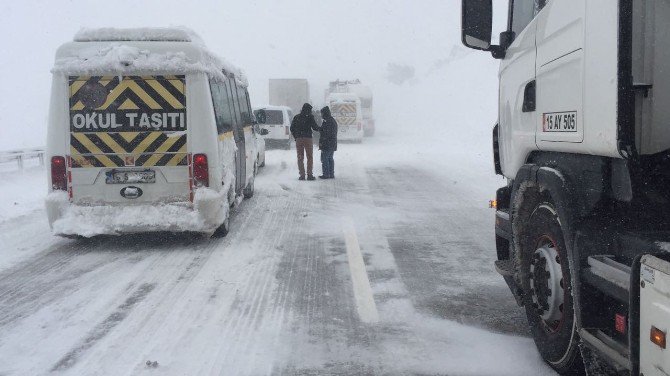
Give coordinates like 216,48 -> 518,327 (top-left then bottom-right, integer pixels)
461,0 -> 507,59
255,110 -> 267,124
461,0 -> 493,51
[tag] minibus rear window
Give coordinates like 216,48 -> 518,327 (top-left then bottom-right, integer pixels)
259,110 -> 283,125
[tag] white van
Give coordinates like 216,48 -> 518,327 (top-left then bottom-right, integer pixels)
327,93 -> 363,142
253,105 -> 293,149
45,27 -> 260,237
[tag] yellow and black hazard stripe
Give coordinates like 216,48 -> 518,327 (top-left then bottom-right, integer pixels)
69,75 -> 185,112
332,103 -> 357,125
70,131 -> 187,168
68,75 -> 188,168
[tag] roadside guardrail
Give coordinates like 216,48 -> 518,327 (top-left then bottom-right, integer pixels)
0,148 -> 45,170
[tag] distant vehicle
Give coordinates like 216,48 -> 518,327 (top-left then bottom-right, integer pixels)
327,93 -> 363,142
269,79 -> 310,116
326,79 -> 374,136
463,1 -> 670,375
253,105 -> 293,149
46,27 -> 261,238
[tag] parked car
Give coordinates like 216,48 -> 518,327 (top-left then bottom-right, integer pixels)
253,105 -> 293,149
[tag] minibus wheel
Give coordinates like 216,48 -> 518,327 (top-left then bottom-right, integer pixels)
212,215 -> 230,238
243,174 -> 255,199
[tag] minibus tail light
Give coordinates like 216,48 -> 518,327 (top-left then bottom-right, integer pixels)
285,126 -> 289,135
193,153 -> 209,187
51,156 -> 67,191
357,122 -> 362,131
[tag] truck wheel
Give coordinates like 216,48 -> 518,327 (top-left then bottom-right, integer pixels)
520,200 -> 583,375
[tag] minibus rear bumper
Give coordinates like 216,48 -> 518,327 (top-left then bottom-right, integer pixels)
45,188 -> 227,237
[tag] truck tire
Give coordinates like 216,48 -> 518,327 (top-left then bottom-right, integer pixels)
519,199 -> 584,375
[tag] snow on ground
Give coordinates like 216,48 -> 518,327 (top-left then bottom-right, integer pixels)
0,159 -> 67,273
0,159 -> 47,222
0,136 -> 555,375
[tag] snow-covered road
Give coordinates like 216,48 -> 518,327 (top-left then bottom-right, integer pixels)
0,135 -> 555,375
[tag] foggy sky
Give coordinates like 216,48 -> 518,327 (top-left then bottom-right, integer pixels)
0,0 -> 507,150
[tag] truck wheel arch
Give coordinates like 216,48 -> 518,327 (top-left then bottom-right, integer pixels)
511,164 -> 580,292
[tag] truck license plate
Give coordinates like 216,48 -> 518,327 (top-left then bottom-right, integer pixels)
543,111 -> 578,132
106,169 -> 156,184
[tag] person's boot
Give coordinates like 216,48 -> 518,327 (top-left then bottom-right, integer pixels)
299,176 -> 305,181
318,175 -> 328,179
307,175 -> 316,181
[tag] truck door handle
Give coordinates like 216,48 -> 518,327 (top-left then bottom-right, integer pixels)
522,80 -> 536,113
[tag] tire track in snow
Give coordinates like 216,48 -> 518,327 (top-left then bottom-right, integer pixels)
68,237 -> 224,374
0,238 -> 120,328
208,185 -> 303,375
51,283 -> 156,371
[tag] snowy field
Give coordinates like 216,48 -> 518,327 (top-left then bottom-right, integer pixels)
0,130 -> 555,375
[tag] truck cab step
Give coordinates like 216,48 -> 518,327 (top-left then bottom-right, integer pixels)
579,328 -> 631,371
583,255 -> 631,303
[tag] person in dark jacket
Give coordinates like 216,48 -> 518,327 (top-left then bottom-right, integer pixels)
314,106 -> 338,179
290,103 -> 319,180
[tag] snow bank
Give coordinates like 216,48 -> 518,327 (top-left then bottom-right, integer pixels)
47,187 -> 226,237
53,28 -> 247,86
0,164 -> 47,222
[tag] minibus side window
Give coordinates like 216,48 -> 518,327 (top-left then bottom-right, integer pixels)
209,79 -> 234,134
227,78 -> 244,140
236,86 -> 252,125
226,78 -> 241,128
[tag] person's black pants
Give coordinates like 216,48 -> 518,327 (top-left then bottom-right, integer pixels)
320,150 -> 335,178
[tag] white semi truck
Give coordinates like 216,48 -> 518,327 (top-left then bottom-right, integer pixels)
462,1 -> 670,375
326,80 -> 375,136
268,79 -> 310,117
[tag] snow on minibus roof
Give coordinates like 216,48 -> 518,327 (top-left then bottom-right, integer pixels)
74,27 -> 201,43
53,27 -> 247,87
